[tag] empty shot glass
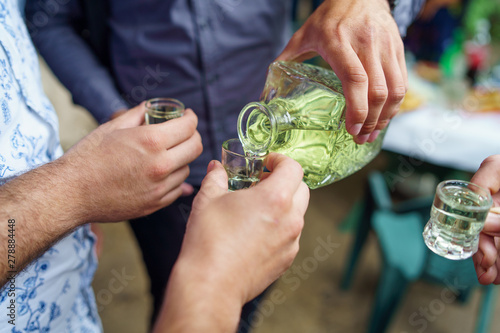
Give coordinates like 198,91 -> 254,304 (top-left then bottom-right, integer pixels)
422,180 -> 493,260
222,138 -> 266,191
145,98 -> 185,124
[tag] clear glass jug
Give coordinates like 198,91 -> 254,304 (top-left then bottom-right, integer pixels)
237,61 -> 386,189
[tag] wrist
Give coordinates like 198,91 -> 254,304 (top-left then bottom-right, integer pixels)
0,158 -> 86,281
28,159 -> 88,229
154,258 -> 243,332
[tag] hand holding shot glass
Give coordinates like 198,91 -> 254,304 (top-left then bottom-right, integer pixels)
423,180 -> 493,260
221,138 -> 267,191
145,98 -> 185,124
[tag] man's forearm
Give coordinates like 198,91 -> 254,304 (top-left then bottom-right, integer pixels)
0,160 -> 83,287
34,30 -> 128,123
153,260 -> 243,333
26,0 -> 128,123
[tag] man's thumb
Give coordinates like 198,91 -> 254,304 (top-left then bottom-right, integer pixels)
193,161 -> 228,212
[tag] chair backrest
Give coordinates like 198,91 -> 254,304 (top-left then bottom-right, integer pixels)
368,172 -> 393,212
371,209 -> 427,280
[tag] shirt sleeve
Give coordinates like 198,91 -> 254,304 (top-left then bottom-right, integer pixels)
392,0 -> 426,37
24,0 -> 129,124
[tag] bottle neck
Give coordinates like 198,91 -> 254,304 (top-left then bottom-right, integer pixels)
237,101 -> 291,155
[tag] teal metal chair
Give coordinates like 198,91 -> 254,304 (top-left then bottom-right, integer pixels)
340,171 -> 496,333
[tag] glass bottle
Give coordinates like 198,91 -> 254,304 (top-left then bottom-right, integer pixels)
237,61 -> 386,189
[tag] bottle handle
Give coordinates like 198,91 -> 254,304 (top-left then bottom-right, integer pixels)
237,102 -> 275,156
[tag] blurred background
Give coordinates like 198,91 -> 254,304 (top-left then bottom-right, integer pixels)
39,0 -> 500,332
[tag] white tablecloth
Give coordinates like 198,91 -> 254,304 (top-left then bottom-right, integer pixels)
382,106 -> 500,172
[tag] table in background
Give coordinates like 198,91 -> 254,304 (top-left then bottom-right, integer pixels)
383,105 -> 500,173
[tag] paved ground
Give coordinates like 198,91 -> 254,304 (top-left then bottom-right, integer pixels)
40,57 -> 500,333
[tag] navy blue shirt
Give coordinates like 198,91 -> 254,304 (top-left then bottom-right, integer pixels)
25,0 -> 423,185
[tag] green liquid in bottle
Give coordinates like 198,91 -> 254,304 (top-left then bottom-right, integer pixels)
238,61 -> 385,189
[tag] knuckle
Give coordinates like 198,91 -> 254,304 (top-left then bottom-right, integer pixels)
147,160 -> 172,180
350,107 -> 369,123
175,113 -> 197,136
390,107 -> 400,119
358,25 -> 377,45
346,68 -> 368,85
141,132 -> 162,151
185,113 -> 198,133
147,165 -> 164,180
290,160 -> 304,179
270,190 -> 292,210
289,216 -> 304,239
332,22 -> 348,41
369,85 -> 388,105
376,119 -> 391,130
193,132 -> 203,156
359,120 -> 378,134
388,85 -> 407,103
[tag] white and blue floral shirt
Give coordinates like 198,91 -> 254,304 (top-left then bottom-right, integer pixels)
0,0 -> 101,332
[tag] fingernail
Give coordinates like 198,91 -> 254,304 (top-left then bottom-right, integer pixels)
207,160 -> 216,173
349,123 -> 363,136
356,134 -> 370,144
367,130 -> 380,143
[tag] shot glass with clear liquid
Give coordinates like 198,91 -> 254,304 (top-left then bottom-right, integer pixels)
221,138 -> 266,192
145,98 -> 185,124
423,180 -> 493,260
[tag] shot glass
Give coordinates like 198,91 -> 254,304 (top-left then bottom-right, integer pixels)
145,98 -> 185,124
422,180 -> 493,260
221,138 -> 266,191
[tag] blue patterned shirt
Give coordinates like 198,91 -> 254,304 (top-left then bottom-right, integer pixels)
0,0 -> 101,332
